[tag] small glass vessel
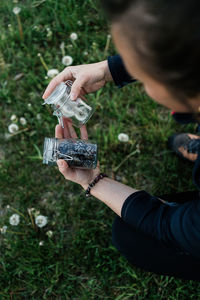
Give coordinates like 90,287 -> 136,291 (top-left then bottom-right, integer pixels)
43,137 -> 98,169
42,80 -> 94,128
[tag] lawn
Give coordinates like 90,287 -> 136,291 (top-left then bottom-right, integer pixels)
0,0 -> 200,299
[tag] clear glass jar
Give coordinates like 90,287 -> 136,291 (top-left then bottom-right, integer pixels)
42,80 -> 94,128
43,137 -> 98,169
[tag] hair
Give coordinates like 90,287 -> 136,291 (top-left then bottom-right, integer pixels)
102,0 -> 200,101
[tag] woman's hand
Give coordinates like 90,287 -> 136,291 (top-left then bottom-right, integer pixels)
55,118 -> 100,189
43,60 -> 113,100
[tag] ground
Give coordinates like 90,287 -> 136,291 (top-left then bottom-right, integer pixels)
0,0 -> 200,299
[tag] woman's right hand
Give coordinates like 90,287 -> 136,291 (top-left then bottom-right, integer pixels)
42,60 -> 113,100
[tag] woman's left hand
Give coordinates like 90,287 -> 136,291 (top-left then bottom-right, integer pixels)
55,118 -> 100,189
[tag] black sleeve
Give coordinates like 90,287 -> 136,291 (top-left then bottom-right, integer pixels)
107,55 -> 136,88
121,190 -> 200,259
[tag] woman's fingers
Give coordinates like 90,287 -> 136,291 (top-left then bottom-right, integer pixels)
70,75 -> 88,100
67,122 -> 78,138
80,125 -> 88,140
42,68 -> 73,99
55,124 -> 63,138
62,118 -> 71,139
57,159 -> 75,180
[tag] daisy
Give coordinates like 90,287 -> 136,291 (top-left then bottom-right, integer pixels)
70,32 -> 78,41
9,214 -> 20,226
62,55 -> 73,66
47,69 -> 59,78
13,7 -> 21,15
8,123 -> 19,134
20,117 -> 27,125
35,215 -> 48,228
118,133 -> 129,142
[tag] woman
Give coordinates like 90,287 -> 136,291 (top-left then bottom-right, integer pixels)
43,0 -> 200,280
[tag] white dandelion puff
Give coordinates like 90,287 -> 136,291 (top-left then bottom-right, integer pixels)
118,133 -> 129,142
70,32 -> 78,41
9,214 -> 20,226
77,20 -> 82,26
8,123 -> 19,134
13,6 -> 21,15
27,103 -> 32,108
46,230 -> 53,238
1,226 -> 7,234
39,241 -> 44,246
36,113 -> 41,120
60,42 -> 65,51
35,215 -> 48,228
20,117 -> 27,125
47,69 -> 59,78
10,114 -> 17,121
62,55 -> 73,66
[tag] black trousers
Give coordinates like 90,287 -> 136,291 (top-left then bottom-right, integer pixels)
112,191 -> 200,281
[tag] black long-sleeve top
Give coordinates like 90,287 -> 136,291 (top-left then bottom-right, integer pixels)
107,54 -> 200,259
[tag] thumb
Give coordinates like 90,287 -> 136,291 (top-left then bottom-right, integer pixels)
70,76 -> 87,100
57,159 -> 69,176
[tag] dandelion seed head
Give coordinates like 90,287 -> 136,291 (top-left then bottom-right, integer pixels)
8,123 -> 19,134
46,230 -> 53,238
27,103 -> 32,108
62,55 -> 73,66
77,20 -> 82,26
35,215 -> 48,228
39,241 -> 44,246
20,117 -> 27,125
10,114 -> 17,121
13,6 -> 21,15
9,214 -> 20,226
70,32 -> 78,41
118,133 -> 129,142
47,69 -> 59,78
83,51 -> 88,56
0,226 -> 7,234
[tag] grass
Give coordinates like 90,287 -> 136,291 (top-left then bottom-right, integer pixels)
0,0 -> 200,299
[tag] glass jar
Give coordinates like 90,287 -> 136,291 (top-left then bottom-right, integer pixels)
42,80 -> 94,128
43,137 -> 98,169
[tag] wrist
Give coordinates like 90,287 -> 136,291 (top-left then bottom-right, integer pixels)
99,60 -> 113,83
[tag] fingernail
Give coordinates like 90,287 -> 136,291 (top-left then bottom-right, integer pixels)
70,92 -> 76,101
42,93 -> 46,99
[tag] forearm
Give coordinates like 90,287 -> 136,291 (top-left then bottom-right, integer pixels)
82,177 -> 138,217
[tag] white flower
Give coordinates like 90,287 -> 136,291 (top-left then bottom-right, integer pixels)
6,205 -> 10,209
1,226 -> 7,234
118,133 -> 129,142
10,114 -> 17,121
47,69 -> 59,78
77,20 -> 82,26
27,103 -> 32,108
60,42 -> 65,51
13,7 -> 21,14
39,241 -> 44,246
35,215 -> 48,228
70,32 -> 78,41
36,113 -> 41,120
83,51 -> 88,56
8,123 -> 19,134
62,55 -> 73,66
46,230 -> 53,238
20,117 -> 27,125
9,214 -> 20,226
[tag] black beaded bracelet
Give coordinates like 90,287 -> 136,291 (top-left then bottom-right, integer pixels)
85,173 -> 108,197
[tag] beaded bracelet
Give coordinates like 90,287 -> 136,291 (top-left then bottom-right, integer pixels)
85,173 -> 108,197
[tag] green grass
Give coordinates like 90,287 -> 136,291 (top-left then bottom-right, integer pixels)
0,0 -> 200,299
